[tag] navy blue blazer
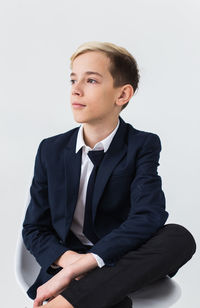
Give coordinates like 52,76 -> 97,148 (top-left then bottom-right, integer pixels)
22,116 -> 168,299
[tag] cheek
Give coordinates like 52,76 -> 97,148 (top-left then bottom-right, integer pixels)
101,90 -> 115,108
91,91 -> 110,110
87,90 -> 104,106
84,86 -> 115,111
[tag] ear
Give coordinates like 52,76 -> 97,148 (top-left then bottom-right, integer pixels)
116,84 -> 134,108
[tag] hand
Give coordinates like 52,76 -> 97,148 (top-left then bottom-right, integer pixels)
55,250 -> 83,268
33,267 -> 72,307
34,295 -> 72,308
34,253 -> 98,307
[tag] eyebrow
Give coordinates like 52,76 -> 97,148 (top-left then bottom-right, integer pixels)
70,71 -> 103,78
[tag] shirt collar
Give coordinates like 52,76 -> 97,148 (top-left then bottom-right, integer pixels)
76,119 -> 120,154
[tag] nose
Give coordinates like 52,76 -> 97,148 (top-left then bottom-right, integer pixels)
72,81 -> 83,96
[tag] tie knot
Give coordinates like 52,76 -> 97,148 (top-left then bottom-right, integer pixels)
88,150 -> 105,167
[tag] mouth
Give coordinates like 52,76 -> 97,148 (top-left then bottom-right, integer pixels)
72,103 -> 86,109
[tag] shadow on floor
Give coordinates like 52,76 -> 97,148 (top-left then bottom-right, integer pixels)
129,277 -> 181,307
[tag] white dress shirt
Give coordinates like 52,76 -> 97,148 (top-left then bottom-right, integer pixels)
70,119 -> 120,267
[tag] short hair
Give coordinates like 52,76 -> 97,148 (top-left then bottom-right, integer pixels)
70,41 -> 140,111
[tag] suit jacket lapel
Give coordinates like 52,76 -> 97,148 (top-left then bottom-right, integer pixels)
64,128 -> 82,234
92,117 -> 128,222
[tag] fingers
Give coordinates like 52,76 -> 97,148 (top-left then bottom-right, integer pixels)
33,269 -> 71,307
48,296 -> 55,302
33,299 -> 43,308
34,286 -> 51,307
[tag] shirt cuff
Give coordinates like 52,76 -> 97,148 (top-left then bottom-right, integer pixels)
91,253 -> 105,268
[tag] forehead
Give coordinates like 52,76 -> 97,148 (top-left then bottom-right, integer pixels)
71,51 -> 111,75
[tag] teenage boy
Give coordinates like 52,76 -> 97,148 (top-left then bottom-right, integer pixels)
22,42 -> 196,308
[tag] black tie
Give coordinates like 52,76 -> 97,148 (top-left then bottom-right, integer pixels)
83,149 -> 105,244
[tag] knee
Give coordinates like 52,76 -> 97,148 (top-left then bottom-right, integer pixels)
164,223 -> 196,257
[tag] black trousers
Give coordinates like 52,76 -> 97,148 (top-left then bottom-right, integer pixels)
61,224 -> 196,308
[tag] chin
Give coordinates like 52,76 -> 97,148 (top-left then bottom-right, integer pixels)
74,119 -> 84,124
73,113 -> 99,125
73,115 -> 86,124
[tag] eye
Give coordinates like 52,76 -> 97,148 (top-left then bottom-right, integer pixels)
87,79 -> 97,84
70,79 -> 76,85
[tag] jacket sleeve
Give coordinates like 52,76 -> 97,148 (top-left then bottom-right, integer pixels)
22,140 -> 68,273
89,133 -> 169,265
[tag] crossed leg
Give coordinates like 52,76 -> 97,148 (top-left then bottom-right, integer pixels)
35,224 -> 196,308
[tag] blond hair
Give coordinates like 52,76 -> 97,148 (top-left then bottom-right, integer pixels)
70,41 -> 140,111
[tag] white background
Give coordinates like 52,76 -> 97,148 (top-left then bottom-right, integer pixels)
1,0 -> 199,307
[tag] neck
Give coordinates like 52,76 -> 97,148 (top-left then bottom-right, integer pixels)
82,117 -> 119,149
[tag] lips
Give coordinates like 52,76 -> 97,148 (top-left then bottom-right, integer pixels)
72,102 -> 86,106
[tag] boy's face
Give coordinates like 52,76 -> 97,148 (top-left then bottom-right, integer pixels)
70,51 -> 122,125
